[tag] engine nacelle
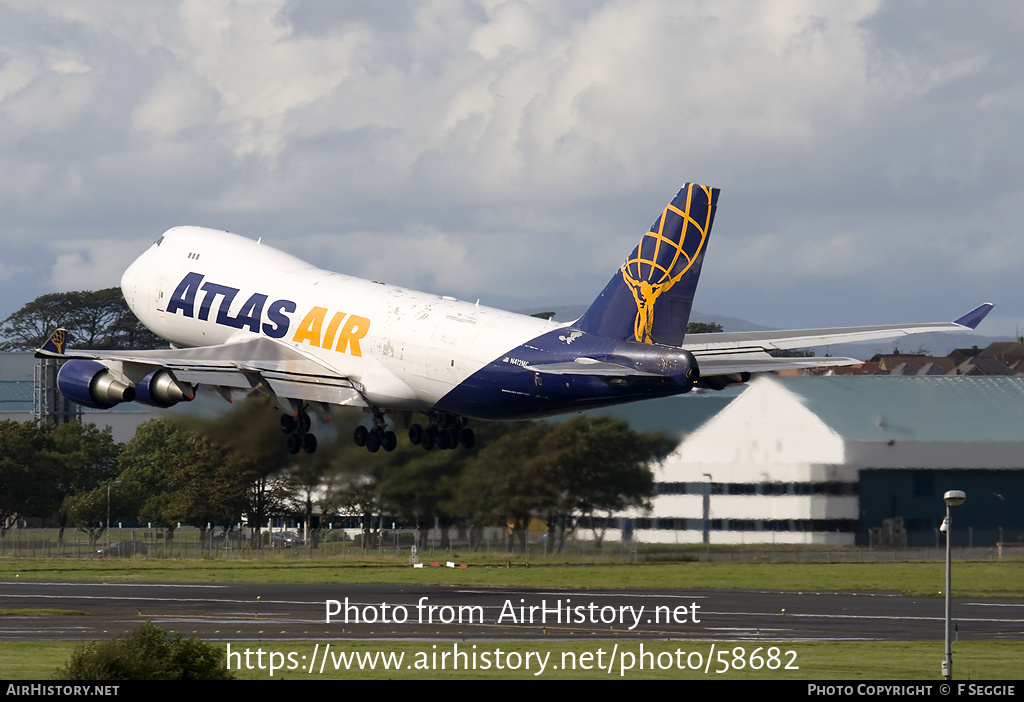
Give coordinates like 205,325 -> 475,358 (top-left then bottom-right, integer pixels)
696,371 -> 751,391
135,370 -> 194,408
57,360 -> 136,409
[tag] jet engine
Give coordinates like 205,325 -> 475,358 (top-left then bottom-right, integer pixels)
134,369 -> 194,408
696,371 -> 750,391
56,360 -> 136,409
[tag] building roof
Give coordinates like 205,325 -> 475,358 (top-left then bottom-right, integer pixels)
0,380 -> 34,412
770,375 -> 1024,443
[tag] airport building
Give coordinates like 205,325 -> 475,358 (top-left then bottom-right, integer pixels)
615,375 -> 1024,547
0,352 -> 161,442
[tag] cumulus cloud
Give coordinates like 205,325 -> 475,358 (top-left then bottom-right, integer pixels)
0,0 -> 1020,335
48,238 -> 152,292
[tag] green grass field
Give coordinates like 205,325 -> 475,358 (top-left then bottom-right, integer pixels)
2,557 -> 1022,597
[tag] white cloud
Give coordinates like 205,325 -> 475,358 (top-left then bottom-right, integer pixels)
0,0 -> 1019,332
48,239 -> 152,292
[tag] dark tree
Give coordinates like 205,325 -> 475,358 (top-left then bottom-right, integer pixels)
0,288 -> 164,351
686,321 -> 724,334
0,421 -> 49,533
40,422 -> 121,548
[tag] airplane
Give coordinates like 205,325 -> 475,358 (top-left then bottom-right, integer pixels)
37,183 -> 993,454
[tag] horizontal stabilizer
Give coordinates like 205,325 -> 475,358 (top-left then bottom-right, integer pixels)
692,350 -> 860,376
524,358 -> 661,377
684,303 -> 996,352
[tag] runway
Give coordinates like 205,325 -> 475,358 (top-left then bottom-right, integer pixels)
1,580 -> 1022,642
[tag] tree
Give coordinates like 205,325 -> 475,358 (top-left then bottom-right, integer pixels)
41,422 -> 120,549
0,288 -> 163,351
54,622 -> 233,680
454,417 -> 672,551
687,321 -> 723,334
186,397 -> 297,547
0,421 -> 49,533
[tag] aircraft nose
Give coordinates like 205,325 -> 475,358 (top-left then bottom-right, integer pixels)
120,251 -> 146,314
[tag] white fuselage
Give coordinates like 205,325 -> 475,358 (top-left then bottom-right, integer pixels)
120,226 -> 562,412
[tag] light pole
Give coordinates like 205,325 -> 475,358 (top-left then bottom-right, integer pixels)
941,489 -> 966,680
702,473 -> 713,547
105,480 -> 121,554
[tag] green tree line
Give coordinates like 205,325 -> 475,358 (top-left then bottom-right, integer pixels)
2,398 -> 673,551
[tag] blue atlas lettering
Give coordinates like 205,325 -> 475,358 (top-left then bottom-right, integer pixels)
166,272 -> 204,317
232,293 -> 268,332
198,282 -> 240,323
263,300 -> 296,338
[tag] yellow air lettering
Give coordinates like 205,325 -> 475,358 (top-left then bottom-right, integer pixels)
292,306 -> 328,347
322,311 -> 346,350
336,314 -> 370,357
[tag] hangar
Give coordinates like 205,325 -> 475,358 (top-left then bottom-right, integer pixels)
619,375 -> 1024,547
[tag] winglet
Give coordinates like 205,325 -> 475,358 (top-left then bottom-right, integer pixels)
37,328 -> 69,357
953,303 -> 994,330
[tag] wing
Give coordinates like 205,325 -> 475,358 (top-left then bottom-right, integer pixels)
684,303 -> 994,375
36,331 -> 366,410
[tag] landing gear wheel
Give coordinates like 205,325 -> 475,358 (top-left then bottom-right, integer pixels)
421,428 -> 436,450
382,431 -> 397,452
408,424 -> 423,445
302,433 -> 317,454
286,434 -> 301,454
280,415 -> 296,434
460,427 -> 475,449
354,425 -> 368,447
365,431 -> 381,453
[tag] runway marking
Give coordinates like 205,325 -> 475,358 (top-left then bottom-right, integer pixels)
0,581 -> 227,588
456,589 -> 711,600
702,610 -> 1023,625
0,593 -> 312,606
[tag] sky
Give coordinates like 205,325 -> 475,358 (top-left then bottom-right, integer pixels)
1,0 -> 1022,339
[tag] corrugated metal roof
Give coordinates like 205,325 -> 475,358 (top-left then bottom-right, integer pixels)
0,380 -> 34,412
774,375 -> 1024,443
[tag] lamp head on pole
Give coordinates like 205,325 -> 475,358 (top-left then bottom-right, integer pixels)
944,490 -> 966,507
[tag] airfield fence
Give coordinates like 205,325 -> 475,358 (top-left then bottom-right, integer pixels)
0,527 -> 1019,562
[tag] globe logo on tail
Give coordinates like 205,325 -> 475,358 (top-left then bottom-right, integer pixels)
50,329 -> 66,354
620,183 -> 713,344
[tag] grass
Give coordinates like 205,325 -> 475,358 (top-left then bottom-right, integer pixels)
2,557 -> 1022,597
0,640 -> 1018,680
0,608 -> 87,617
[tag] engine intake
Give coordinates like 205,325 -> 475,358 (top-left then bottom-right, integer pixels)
57,360 -> 136,409
135,370 -> 194,408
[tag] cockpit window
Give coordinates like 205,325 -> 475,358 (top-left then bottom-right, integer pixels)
155,235 -> 164,246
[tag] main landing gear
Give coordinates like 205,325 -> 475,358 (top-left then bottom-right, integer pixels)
281,411 -> 317,454
351,413 -> 475,452
408,415 -> 474,451
353,414 -> 397,453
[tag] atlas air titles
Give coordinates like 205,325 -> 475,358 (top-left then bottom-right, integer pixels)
166,271 -> 370,356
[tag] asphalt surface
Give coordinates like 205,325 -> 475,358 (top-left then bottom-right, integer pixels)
1,580 -> 1022,642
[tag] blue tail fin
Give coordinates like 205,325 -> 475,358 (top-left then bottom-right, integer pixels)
38,328 -> 69,356
575,183 -> 719,346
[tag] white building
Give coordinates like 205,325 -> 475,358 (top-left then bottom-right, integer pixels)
619,375 -> 1024,546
